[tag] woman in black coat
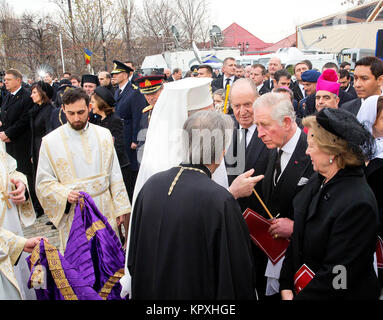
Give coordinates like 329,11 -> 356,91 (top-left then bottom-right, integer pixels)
30,81 -> 55,218
90,86 -> 131,246
90,86 -> 130,176
279,108 -> 380,300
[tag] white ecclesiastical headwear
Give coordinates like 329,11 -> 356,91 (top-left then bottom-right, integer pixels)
120,77 -> 216,299
357,95 -> 383,159
132,77 -> 214,206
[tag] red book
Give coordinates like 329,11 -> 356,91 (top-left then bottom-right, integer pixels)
377,236 -> 383,269
243,208 -> 290,265
294,264 -> 315,295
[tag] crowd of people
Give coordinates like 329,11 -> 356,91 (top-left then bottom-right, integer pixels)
0,53 -> 382,301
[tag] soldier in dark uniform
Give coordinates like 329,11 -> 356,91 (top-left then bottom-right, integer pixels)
112,60 -> 147,202
190,65 -> 199,77
135,73 -> 166,164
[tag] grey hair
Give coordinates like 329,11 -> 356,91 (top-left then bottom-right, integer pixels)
98,71 -> 111,79
253,92 -> 296,125
182,110 -> 234,165
230,78 -> 260,101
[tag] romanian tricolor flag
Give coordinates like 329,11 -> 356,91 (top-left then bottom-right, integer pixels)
84,48 -> 93,65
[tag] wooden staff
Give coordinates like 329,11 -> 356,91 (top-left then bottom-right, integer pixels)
223,84 -> 230,114
252,188 -> 274,220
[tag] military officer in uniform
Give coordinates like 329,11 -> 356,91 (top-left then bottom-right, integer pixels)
112,60 -> 147,202
135,73 -> 166,163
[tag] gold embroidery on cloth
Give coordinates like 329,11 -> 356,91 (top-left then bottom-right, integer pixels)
59,126 -> 77,178
86,220 -> 106,241
55,158 -> 73,184
44,240 -> 78,300
81,132 -> 92,165
98,269 -> 124,300
102,139 -> 113,172
29,243 -> 41,270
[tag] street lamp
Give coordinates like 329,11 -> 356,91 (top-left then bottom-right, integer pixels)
238,41 -> 250,55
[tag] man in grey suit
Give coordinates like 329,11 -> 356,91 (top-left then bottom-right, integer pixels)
342,56 -> 383,115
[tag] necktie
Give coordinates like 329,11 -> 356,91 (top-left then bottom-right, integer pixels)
241,128 -> 249,149
274,149 -> 283,186
118,89 -> 122,96
225,78 -> 231,89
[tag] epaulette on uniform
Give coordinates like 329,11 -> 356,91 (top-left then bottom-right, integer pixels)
132,83 -> 139,90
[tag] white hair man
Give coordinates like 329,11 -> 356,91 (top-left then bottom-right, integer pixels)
252,92 -> 313,300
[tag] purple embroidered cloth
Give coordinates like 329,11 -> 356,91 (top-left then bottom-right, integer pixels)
27,192 -> 126,300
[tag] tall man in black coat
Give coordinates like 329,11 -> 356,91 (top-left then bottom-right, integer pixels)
112,60 -> 147,202
0,69 -> 33,174
253,92 -> 314,300
0,69 -> 35,210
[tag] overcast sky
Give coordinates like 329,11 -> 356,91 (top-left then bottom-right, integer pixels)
10,0 -> 354,43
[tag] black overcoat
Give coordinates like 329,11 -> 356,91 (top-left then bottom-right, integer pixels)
279,167 -> 380,300
128,164 -> 256,300
0,87 -> 33,174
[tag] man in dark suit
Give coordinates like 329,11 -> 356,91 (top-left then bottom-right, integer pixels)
263,56 -> 283,91
342,56 -> 383,116
211,57 -> 239,92
225,78 -> 270,212
0,69 -> 39,215
339,69 -> 357,99
250,64 -> 270,95
253,92 -> 314,300
112,60 -> 147,202
167,68 -> 182,82
124,60 -> 142,85
290,61 -> 310,103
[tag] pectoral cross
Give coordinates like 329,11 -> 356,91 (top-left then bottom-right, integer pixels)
1,191 -> 12,209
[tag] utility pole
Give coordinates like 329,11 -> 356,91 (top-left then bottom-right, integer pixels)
98,0 -> 108,71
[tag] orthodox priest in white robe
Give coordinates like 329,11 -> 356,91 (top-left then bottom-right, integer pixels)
0,144 -> 37,300
36,88 -> 131,252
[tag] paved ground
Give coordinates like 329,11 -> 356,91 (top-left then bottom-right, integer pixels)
22,214 -> 61,249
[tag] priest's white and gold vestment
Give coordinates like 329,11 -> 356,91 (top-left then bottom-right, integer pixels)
0,146 -> 36,300
36,123 -> 131,252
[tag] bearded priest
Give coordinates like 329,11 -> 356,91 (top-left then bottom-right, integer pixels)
36,88 -> 131,252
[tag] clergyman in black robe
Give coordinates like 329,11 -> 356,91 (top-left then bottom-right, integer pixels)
128,110 -> 256,300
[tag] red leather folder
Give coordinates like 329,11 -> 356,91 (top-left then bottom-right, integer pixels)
243,208 -> 290,265
294,264 -> 315,295
377,236 -> 383,269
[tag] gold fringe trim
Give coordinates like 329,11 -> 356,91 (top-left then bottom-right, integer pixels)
98,269 -> 125,300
